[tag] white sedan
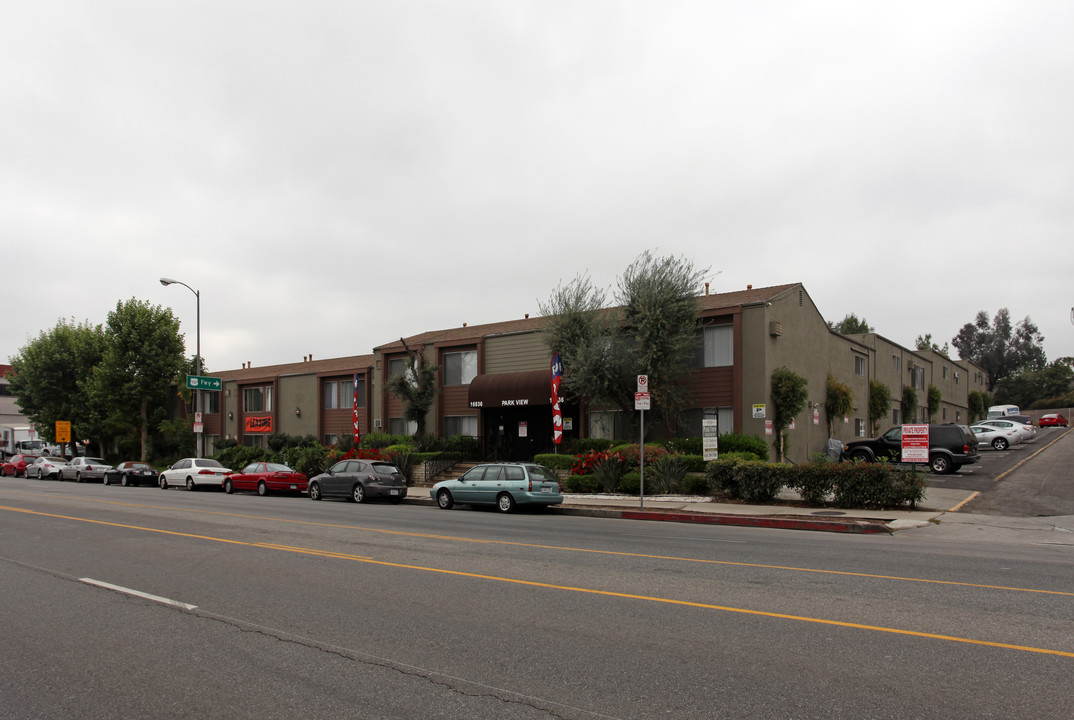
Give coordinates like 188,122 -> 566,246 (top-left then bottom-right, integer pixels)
971,424 -> 1021,451
976,419 -> 1035,443
158,458 -> 233,491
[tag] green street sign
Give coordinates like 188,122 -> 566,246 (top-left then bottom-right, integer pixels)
186,375 -> 223,391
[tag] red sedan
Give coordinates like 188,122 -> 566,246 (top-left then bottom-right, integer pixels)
223,462 -> 308,496
1038,413 -> 1068,427
1,454 -> 39,477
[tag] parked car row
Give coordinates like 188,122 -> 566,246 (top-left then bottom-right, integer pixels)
4,453 -> 565,513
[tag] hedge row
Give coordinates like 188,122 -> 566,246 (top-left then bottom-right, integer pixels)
560,457 -> 924,510
707,458 -> 925,509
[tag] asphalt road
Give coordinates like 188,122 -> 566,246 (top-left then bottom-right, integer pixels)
2,472 -> 1073,719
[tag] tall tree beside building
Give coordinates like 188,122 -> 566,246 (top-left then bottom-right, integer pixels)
86,299 -> 187,461
539,252 -> 707,429
868,381 -> 892,435
386,339 -> 437,436
770,367 -> 808,462
915,333 -> 950,356
951,309 -> 1046,392
824,374 -> 853,437
8,319 -> 107,450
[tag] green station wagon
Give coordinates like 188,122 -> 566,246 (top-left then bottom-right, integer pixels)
431,463 -> 563,513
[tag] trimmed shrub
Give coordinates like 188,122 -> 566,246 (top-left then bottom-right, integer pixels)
564,474 -> 601,493
619,471 -> 641,495
571,438 -> 614,454
681,474 -> 711,496
677,454 -> 707,472
707,458 -> 788,503
718,433 -> 770,460
665,437 -> 702,455
832,461 -> 925,509
791,462 -> 837,506
533,453 -> 576,470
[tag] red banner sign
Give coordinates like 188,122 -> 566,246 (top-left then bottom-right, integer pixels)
244,415 -> 273,433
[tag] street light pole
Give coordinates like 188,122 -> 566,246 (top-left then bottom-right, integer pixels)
160,277 -> 201,459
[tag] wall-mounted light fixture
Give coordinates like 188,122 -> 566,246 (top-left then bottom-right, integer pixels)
227,411 -> 234,420
295,407 -> 302,418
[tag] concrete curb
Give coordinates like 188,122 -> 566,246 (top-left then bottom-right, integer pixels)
404,494 -> 895,534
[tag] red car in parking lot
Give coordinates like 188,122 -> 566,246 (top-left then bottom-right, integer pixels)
1,454 -> 39,477
1038,413 -> 1068,427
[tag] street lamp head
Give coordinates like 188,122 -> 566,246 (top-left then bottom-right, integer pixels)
160,277 -> 177,287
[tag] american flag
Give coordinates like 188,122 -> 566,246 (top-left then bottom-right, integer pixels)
352,372 -> 361,445
551,353 -> 563,444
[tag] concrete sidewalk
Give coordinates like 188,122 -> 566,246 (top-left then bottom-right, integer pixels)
409,485 -> 978,534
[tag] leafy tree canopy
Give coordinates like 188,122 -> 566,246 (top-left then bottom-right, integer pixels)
828,313 -> 873,335
539,251 -> 707,430
8,318 -> 106,446
915,333 -> 951,357
951,309 -> 1046,392
86,299 -> 187,460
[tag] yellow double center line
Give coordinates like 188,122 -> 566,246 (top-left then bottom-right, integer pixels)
2,502 -> 1072,659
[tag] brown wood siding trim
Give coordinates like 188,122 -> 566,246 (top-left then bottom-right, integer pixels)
687,367 -> 735,406
440,385 -> 472,419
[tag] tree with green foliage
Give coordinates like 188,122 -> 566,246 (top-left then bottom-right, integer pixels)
8,318 -> 107,452
827,313 -> 873,335
824,373 -> 853,437
952,309 -> 1046,392
995,358 -> 1074,409
869,381 -> 892,435
770,367 -> 808,461
539,251 -> 707,433
915,333 -> 950,357
901,386 -> 918,423
968,391 -> 990,423
386,338 -> 437,436
86,299 -> 187,461
926,385 -> 942,422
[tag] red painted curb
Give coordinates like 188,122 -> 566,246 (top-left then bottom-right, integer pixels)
618,510 -> 891,534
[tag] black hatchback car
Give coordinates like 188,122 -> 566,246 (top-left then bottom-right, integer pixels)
843,424 -> 980,474
307,459 -> 408,504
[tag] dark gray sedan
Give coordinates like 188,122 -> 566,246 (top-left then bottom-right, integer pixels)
308,459 -> 407,504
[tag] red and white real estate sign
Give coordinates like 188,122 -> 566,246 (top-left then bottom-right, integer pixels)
901,424 -> 929,463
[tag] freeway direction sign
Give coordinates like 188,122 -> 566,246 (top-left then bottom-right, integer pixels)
186,375 -> 223,391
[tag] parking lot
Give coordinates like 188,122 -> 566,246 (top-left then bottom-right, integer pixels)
929,427 -> 1074,516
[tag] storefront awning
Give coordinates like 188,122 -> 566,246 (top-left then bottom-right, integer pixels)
468,370 -> 552,408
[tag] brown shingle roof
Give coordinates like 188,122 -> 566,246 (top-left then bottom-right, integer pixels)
216,354 -> 374,382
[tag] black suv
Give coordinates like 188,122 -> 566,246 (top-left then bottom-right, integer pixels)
843,424 -> 980,474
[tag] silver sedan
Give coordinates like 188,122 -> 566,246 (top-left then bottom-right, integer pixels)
60,457 -> 113,483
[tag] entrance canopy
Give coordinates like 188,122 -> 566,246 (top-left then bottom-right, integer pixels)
468,370 -> 552,408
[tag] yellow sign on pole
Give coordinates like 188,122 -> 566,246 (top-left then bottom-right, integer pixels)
55,421 -> 71,443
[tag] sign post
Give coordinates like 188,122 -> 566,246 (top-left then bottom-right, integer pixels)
635,375 -> 649,509
901,423 -> 929,488
703,418 -> 719,461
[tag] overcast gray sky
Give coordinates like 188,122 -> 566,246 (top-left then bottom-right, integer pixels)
3,1 -> 1072,374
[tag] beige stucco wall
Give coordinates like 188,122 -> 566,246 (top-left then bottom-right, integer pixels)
485,331 -> 549,373
277,374 -> 318,437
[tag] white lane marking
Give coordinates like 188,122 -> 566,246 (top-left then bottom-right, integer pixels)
79,578 -> 197,610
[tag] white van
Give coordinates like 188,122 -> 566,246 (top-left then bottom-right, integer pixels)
987,404 -> 1020,418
